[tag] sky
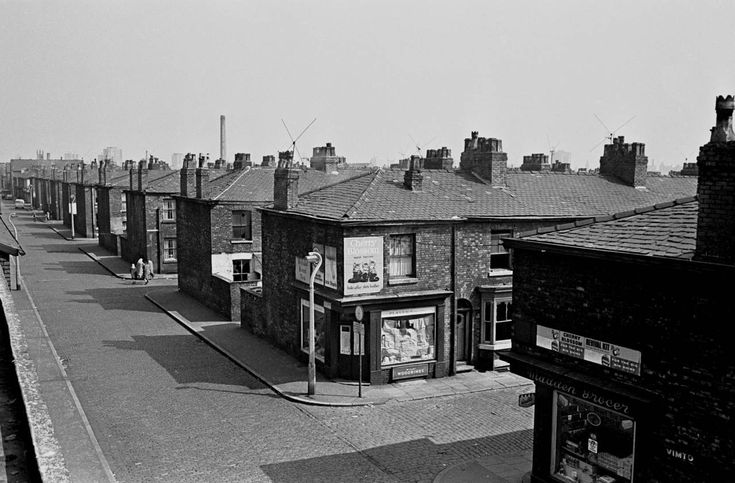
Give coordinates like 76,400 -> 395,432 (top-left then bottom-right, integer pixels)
2,0 -> 735,171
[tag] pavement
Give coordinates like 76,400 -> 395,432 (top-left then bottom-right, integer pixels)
3,213 -> 536,482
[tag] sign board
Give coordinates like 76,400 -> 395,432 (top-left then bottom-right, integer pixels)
352,321 -> 364,335
536,325 -> 641,376
340,325 -> 351,355
392,363 -> 429,381
355,305 -> 364,321
295,257 -> 310,284
344,237 -> 383,296
68,202 -> 77,215
518,392 -> 535,408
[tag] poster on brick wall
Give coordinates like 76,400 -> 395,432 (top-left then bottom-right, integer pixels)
536,325 -> 641,375
344,236 -> 383,296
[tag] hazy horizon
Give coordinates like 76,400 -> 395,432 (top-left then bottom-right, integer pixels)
2,1 -> 734,170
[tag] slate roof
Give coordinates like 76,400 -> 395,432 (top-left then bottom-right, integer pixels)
208,167 -> 370,202
106,172 -> 130,188
283,169 -> 698,222
0,216 -> 24,256
513,197 -> 699,259
145,170 -> 181,194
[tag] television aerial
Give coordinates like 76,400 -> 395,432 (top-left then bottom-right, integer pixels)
281,118 -> 317,165
408,134 -> 437,156
590,114 -> 636,152
547,134 -> 561,163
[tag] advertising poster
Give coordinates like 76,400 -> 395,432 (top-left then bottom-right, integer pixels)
344,236 -> 383,296
536,325 -> 641,375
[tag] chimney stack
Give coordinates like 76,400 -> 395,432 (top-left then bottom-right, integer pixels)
274,151 -> 299,210
220,115 -> 226,162
195,154 -> 209,198
695,95 -> 735,264
234,153 -> 251,170
599,136 -> 648,187
459,132 -> 507,186
404,155 -> 424,191
137,159 -> 148,191
180,153 -> 197,198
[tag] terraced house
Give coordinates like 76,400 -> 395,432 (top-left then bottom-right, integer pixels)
242,131 -> 697,385
176,151 -> 367,321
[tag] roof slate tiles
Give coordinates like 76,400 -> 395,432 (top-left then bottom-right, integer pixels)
523,199 -> 699,259
284,169 -> 698,222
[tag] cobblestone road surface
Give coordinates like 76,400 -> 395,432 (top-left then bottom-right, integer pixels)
14,215 -> 533,482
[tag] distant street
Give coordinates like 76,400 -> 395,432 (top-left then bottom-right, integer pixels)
10,210 -> 532,482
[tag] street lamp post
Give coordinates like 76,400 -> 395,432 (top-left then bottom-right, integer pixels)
305,250 -> 323,396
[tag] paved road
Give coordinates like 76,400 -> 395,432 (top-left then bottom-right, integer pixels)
12,211 -> 533,482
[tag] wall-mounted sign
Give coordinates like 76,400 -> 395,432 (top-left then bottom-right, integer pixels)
344,237 -> 383,296
666,447 -> 695,463
518,392 -> 535,408
392,363 -> 429,380
536,325 -> 641,376
340,325 -> 351,355
295,256 -> 310,284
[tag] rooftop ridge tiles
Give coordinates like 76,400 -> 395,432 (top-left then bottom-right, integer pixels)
212,167 -> 252,201
342,171 -> 383,219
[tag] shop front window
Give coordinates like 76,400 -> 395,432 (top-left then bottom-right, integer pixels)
381,308 -> 435,365
300,300 -> 325,362
552,392 -> 635,483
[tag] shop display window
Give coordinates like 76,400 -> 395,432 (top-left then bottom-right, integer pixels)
552,392 -> 635,483
300,300 -> 325,362
381,312 -> 434,365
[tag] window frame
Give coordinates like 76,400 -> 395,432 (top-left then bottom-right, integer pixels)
232,258 -> 251,282
232,210 -> 253,241
388,233 -> 416,280
481,296 -> 513,346
163,238 -> 177,262
490,229 -> 512,270
162,198 -> 176,221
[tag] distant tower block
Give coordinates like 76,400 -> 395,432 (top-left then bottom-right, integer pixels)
220,115 -> 226,161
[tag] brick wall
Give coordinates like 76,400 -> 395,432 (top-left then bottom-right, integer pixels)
0,256 -> 10,287
511,248 -> 735,481
695,142 -> 735,263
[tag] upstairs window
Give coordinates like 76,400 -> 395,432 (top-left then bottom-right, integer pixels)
232,210 -> 252,240
490,230 -> 512,270
389,234 -> 415,278
233,259 -> 251,282
163,198 -> 175,221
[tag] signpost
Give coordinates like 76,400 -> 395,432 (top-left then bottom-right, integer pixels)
354,305 -> 364,398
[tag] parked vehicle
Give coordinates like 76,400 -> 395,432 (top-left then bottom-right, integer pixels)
14,199 -> 25,209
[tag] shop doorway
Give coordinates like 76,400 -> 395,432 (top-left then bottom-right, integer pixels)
456,299 -> 473,363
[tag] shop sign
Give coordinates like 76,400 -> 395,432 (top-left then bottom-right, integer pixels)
518,392 -> 535,408
344,237 -> 383,296
526,370 -> 631,414
536,325 -> 641,376
393,363 -> 429,380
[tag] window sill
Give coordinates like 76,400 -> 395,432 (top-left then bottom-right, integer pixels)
231,239 -> 253,245
487,269 -> 513,277
479,340 -> 512,351
163,259 -> 177,263
388,277 -> 418,286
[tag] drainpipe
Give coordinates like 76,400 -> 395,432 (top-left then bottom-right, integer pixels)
450,223 -> 457,376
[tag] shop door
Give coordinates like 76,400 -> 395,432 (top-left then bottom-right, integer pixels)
456,313 -> 467,362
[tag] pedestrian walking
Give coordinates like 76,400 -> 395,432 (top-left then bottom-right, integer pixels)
143,260 -> 152,284
135,258 -> 144,281
130,264 -> 137,284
